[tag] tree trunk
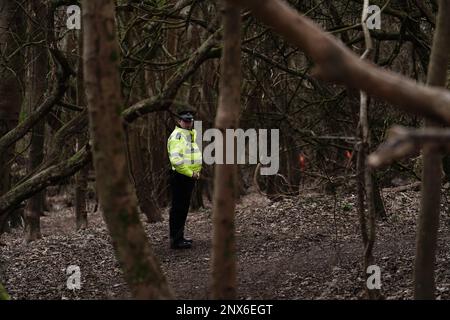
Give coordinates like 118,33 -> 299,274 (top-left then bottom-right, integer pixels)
358,0 -> 382,300
372,175 -> 386,219
0,0 -> 25,232
127,125 -> 163,223
211,0 -> 241,300
75,28 -> 88,230
82,0 -> 173,299
414,0 -> 450,300
146,111 -> 170,209
75,154 -> 88,230
24,0 -> 48,241
190,179 -> 204,210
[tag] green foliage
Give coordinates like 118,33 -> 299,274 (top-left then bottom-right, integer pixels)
0,283 -> 10,300
341,202 -> 353,212
148,0 -> 167,9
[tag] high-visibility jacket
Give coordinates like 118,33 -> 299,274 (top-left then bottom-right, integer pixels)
167,126 -> 202,177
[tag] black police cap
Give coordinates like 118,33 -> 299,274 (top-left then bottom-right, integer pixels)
178,110 -> 195,121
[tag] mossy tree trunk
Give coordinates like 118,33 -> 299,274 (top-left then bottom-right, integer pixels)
211,0 -> 241,300
82,0 -> 173,299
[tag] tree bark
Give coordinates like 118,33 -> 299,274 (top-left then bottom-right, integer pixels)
75,153 -> 88,230
127,125 -> 163,223
82,0 -> 173,299
414,0 -> 450,300
372,176 -> 386,219
359,0 -> 381,300
0,0 -> 25,231
24,0 -> 49,242
75,28 -> 88,231
211,0 -> 241,300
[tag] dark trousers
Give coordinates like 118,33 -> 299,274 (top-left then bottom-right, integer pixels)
169,171 -> 195,243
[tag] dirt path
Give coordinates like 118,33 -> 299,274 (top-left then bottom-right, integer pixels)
1,190 -> 450,299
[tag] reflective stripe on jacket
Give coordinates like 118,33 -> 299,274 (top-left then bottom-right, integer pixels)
167,126 -> 202,177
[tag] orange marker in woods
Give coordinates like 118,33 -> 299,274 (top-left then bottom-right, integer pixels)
299,154 -> 306,171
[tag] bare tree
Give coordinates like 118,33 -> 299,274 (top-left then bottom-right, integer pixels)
211,0 -> 241,299
414,0 -> 450,300
356,0 -> 382,300
75,28 -> 88,231
82,0 -> 173,299
24,0 -> 49,241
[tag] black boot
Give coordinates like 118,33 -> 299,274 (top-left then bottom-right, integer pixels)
170,239 -> 192,249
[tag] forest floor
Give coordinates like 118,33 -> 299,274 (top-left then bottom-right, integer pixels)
1,187 -> 450,300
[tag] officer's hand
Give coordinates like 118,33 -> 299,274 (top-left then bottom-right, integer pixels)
192,172 -> 200,180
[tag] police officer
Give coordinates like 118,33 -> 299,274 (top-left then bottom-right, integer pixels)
167,109 -> 202,249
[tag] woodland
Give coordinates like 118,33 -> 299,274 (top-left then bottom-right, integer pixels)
1,0 -> 450,300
